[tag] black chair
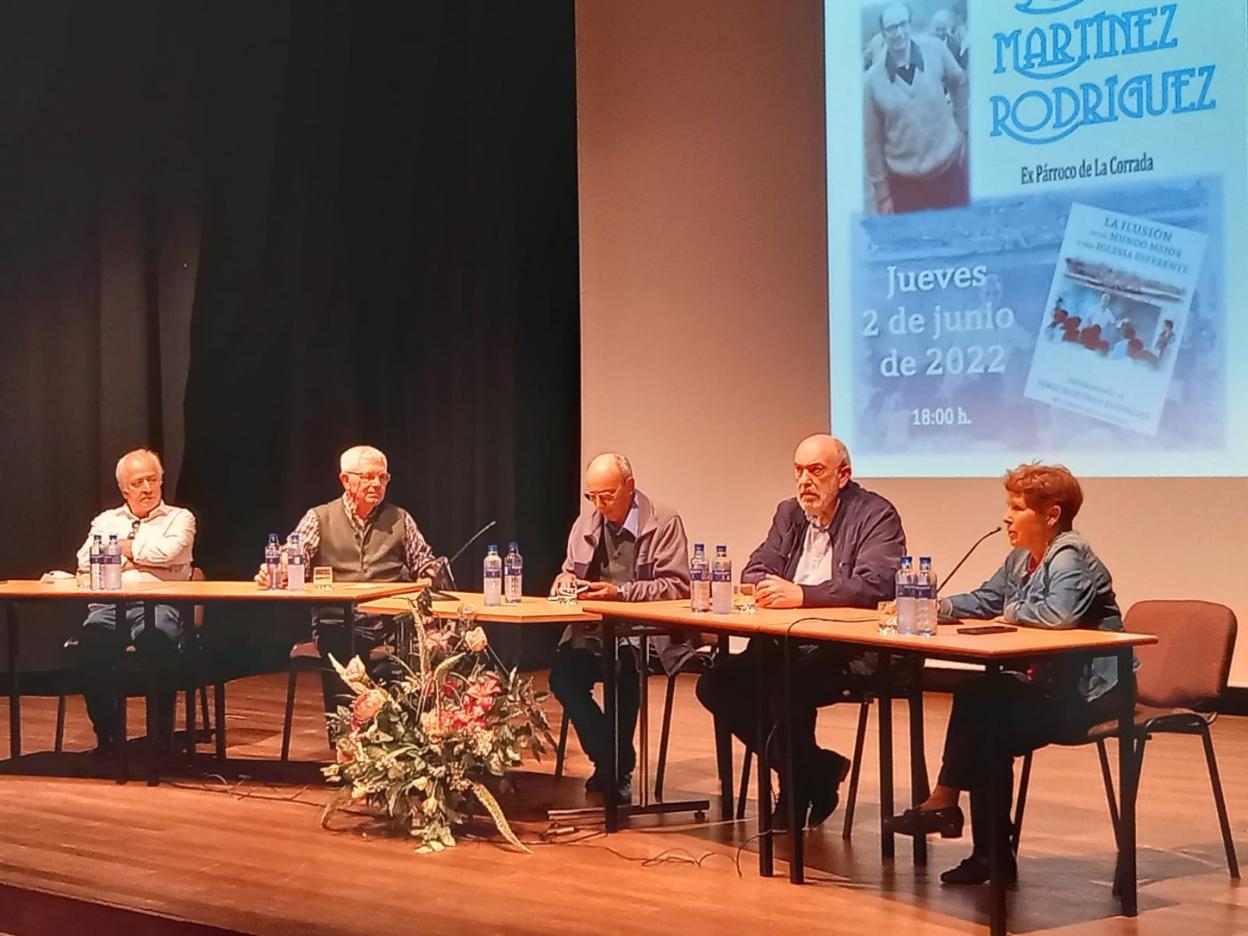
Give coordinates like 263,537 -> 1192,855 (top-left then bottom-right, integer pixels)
1011,600 -> 1239,883
55,570 -> 215,765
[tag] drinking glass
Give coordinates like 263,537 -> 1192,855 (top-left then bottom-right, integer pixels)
734,582 -> 756,613
877,600 -> 897,636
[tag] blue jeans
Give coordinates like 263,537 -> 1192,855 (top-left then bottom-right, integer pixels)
80,603 -> 184,739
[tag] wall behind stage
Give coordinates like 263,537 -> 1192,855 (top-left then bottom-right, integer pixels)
574,0 -> 1248,685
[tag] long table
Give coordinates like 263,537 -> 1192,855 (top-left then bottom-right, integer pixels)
1,578 -> 424,781
579,598 -> 1156,936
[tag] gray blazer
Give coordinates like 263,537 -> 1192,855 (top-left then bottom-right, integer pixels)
557,490 -> 694,673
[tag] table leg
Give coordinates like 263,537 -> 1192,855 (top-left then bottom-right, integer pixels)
783,636 -> 804,884
878,652 -> 894,862
986,662 -> 1006,936
1117,647 -> 1139,916
713,633 -> 735,821
907,658 -> 929,867
115,600 -> 128,784
6,603 -> 19,760
603,619 -> 619,833
756,640 -> 774,877
636,633 -> 650,808
215,680 -> 227,761
144,602 -> 160,787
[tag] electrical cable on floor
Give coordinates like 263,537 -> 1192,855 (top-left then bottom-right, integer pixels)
165,772 -> 322,809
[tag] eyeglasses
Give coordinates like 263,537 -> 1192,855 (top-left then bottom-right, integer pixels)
882,20 -> 910,35
584,486 -> 625,504
346,471 -> 390,485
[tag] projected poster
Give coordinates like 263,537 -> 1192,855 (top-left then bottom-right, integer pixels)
826,0 -> 1247,476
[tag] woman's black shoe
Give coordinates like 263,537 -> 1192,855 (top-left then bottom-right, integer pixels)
939,855 -> 1017,887
885,804 -> 964,839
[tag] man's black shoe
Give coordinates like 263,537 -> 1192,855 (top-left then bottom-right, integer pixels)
771,788 -> 810,832
808,751 -> 852,827
612,774 -> 633,806
939,855 -> 1018,887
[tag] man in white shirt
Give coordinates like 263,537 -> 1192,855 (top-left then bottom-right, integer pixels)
76,448 -> 196,753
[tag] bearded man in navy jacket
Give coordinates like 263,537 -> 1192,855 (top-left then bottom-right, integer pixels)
696,434 -> 905,828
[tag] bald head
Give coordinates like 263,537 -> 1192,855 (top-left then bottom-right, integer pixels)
794,434 -> 850,469
929,9 -> 955,39
584,452 -> 636,526
793,435 -> 852,525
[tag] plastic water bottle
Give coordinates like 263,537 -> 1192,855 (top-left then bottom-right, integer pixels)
896,555 -> 916,635
915,556 -> 937,638
89,534 -> 104,591
103,534 -> 123,590
483,544 -> 503,606
504,542 -> 523,604
690,543 -> 710,612
265,533 -> 282,590
711,545 -> 733,613
286,533 -> 305,591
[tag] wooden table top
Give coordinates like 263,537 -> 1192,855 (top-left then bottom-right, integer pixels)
577,598 -> 872,638
0,578 -> 424,603
359,591 -> 602,624
575,598 -> 1156,660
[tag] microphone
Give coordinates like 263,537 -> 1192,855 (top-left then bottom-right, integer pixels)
937,527 -> 1002,596
420,519 -> 498,593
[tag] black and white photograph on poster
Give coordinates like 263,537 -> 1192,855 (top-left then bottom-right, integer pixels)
861,1 -> 969,216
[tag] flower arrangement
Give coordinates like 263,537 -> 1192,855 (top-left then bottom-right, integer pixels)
321,590 -> 554,852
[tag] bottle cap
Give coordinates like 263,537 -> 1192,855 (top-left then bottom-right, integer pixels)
694,543 -> 705,551
508,541 -> 519,551
716,544 -> 727,553
487,544 -> 498,554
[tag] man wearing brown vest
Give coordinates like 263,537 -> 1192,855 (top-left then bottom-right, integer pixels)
256,444 -> 435,714
548,453 -> 691,803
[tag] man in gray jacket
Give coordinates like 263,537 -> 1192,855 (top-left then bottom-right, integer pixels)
549,453 -> 691,803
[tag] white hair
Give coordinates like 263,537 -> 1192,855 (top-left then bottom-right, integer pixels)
115,448 -> 163,486
340,445 -> 388,474
587,452 -> 634,481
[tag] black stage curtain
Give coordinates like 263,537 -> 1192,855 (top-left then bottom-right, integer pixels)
1,2 -> 580,670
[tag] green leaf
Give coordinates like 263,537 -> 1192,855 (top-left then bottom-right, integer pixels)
471,781 -> 530,854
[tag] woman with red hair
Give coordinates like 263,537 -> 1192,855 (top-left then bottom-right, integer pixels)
889,464 -> 1131,885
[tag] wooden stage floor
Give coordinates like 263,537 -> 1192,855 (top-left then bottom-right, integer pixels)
1,671 -> 1246,935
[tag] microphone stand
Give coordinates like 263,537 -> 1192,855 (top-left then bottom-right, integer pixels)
938,527 -> 1002,596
